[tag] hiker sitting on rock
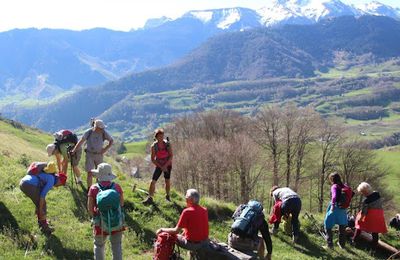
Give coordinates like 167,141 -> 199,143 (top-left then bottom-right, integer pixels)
156,189 -> 211,257
143,128 -> 173,204
87,163 -> 125,260
270,186 -> 302,243
228,200 -> 272,260
46,129 -> 83,184
19,162 -> 67,235
72,119 -> 113,188
352,182 -> 387,255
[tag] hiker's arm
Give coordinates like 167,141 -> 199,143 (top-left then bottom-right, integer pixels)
120,192 -> 124,207
72,138 -> 85,153
260,219 -> 273,255
165,144 -> 173,166
151,146 -> 162,168
156,226 -> 182,235
55,152 -> 62,172
87,196 -> 95,217
330,185 -> 338,212
102,138 -> 113,154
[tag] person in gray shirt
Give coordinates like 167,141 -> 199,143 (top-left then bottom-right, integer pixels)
72,119 -> 113,188
270,186 -> 302,243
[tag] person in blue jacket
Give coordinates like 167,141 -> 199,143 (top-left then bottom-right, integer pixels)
19,162 -> 67,234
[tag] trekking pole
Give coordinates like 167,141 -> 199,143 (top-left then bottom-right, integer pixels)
304,212 -> 327,240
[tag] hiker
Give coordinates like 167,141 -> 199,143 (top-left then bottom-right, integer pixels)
323,172 -> 350,249
352,182 -> 387,255
19,162 -> 67,234
71,119 -> 113,188
156,189 -> 210,257
143,128 -> 173,204
46,130 -> 82,183
228,200 -> 272,260
270,186 -> 302,242
87,163 -> 125,260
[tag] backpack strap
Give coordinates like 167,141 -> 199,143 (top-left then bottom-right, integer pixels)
87,129 -> 107,141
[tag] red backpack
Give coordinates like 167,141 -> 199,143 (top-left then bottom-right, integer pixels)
27,162 -> 48,175
153,232 -> 177,260
338,184 -> 354,209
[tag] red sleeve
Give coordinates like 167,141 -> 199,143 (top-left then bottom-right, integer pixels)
114,183 -> 123,196
88,185 -> 99,198
177,209 -> 188,229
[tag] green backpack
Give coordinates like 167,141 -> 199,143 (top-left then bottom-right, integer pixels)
95,183 -> 125,234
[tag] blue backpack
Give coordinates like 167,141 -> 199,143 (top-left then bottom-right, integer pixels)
231,200 -> 264,238
95,183 -> 125,234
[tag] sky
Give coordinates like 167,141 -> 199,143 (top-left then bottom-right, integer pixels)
0,0 -> 399,32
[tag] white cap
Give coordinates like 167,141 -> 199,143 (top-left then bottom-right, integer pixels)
94,119 -> 106,129
91,163 -> 116,182
46,144 -> 56,157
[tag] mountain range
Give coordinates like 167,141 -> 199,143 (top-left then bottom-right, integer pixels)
3,15 -> 400,139
0,0 -> 399,101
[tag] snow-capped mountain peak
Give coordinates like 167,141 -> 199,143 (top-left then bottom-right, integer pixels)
356,1 -> 400,19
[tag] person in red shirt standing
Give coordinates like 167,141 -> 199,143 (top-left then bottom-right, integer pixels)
87,163 -> 125,260
156,189 -> 209,252
143,128 -> 173,204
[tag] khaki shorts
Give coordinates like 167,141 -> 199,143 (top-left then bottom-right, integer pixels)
228,232 -> 260,253
85,152 -> 103,172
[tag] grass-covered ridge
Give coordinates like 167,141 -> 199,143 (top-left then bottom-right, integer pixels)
1,117 -> 399,259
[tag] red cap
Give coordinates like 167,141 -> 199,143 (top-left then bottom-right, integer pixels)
56,172 -> 67,186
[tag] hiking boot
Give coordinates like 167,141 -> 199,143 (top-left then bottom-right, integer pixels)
165,195 -> 171,202
337,242 -> 345,249
270,227 -> 279,235
38,221 -> 54,235
142,196 -> 153,205
292,235 -> 299,244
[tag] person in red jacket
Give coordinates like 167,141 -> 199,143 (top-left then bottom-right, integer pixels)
156,189 -> 209,253
352,182 -> 387,255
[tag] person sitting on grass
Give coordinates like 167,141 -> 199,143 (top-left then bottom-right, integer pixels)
19,162 -> 67,235
156,189 -> 211,257
352,182 -> 387,256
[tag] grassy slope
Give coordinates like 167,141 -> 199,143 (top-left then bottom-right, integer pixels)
0,118 -> 399,260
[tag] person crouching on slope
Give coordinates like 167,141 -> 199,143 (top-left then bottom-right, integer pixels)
352,182 -> 387,256
87,163 -> 125,260
143,128 -> 173,204
19,162 -> 67,235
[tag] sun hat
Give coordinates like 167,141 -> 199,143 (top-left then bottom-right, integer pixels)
55,172 -> 67,186
94,119 -> 106,129
43,162 -> 57,174
91,163 -> 116,182
46,144 -> 56,157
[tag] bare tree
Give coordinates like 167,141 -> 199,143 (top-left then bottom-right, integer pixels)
253,106 -> 282,186
316,120 -> 342,213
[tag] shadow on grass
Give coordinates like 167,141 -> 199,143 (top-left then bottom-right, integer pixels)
0,202 -> 37,250
207,204 -> 234,221
44,234 -> 93,260
124,211 -> 155,247
68,183 -> 90,221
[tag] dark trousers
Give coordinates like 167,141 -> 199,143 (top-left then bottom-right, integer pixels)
353,229 -> 379,250
326,225 -> 346,247
274,197 -> 302,236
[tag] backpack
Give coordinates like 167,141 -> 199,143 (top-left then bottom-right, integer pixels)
54,130 -> 78,145
95,183 -> 124,234
153,232 -> 177,260
231,200 -> 264,238
338,184 -> 354,209
27,162 -> 48,175
153,138 -> 170,154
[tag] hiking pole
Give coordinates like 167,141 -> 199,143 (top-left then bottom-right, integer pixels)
304,212 -> 327,241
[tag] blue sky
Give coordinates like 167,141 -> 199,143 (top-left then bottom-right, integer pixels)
0,0 -> 398,32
